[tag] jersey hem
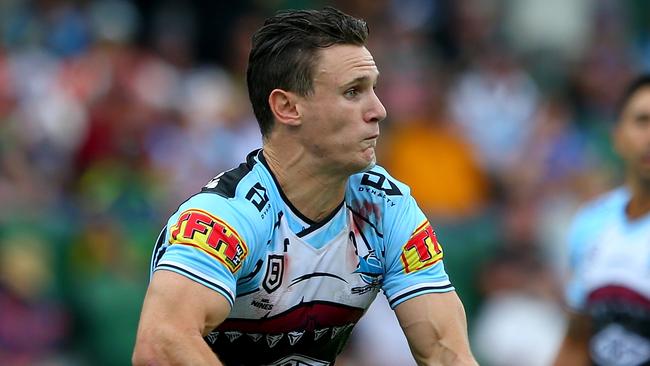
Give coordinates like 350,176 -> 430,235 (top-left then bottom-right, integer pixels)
387,283 -> 454,308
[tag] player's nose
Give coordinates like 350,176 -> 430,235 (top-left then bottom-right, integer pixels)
365,90 -> 387,123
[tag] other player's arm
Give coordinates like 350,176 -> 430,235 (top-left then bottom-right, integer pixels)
553,311 -> 591,366
395,291 -> 477,366
132,270 -> 229,366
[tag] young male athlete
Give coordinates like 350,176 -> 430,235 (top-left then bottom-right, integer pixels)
554,74 -> 650,366
133,7 -> 476,366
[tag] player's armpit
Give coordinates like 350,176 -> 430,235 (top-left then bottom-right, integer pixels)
133,270 -> 231,366
395,291 -> 477,366
552,311 -> 591,366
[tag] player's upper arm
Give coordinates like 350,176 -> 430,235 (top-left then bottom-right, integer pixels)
395,291 -> 477,366
133,270 -> 231,364
378,178 -> 453,308
151,192 -> 266,307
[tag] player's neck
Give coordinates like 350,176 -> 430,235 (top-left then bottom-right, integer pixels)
262,143 -> 347,223
626,177 -> 650,220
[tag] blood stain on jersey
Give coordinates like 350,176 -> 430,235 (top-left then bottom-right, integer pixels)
169,209 -> 248,273
349,200 -> 382,237
400,220 -> 443,273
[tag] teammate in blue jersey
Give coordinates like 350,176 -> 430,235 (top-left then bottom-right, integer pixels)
554,74 -> 650,366
133,7 -> 476,366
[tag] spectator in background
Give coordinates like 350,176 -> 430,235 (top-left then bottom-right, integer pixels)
0,0 -> 647,364
554,74 -> 650,366
0,232 -> 70,365
448,44 -> 540,178
381,68 -> 488,220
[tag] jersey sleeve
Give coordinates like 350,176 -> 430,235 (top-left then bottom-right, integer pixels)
381,187 -> 454,309
150,193 -> 260,307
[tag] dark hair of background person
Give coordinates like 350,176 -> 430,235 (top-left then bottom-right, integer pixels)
246,7 -> 369,137
616,74 -> 650,119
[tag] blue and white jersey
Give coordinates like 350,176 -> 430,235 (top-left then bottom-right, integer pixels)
150,149 -> 453,366
566,187 -> 650,366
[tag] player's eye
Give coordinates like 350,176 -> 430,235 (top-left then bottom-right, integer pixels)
344,88 -> 359,99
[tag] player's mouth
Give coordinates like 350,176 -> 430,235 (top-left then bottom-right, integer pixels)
363,136 -> 378,149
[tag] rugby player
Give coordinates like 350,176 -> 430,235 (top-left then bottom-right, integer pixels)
554,74 -> 650,365
133,7 -> 477,366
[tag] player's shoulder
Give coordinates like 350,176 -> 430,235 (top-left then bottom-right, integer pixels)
573,186 -> 628,224
347,164 -> 412,204
567,186 -> 627,259
169,151 -> 275,241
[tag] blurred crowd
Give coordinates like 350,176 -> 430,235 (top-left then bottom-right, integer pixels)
0,0 -> 648,365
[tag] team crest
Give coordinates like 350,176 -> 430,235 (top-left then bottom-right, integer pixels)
263,255 -> 284,293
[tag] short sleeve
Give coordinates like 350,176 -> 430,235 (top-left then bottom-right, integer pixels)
381,194 -> 454,309
151,193 -> 259,307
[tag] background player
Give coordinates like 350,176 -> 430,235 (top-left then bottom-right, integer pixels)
554,74 -> 650,365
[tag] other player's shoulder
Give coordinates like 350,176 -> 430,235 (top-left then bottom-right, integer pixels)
567,187 -> 628,261
573,186 -> 628,224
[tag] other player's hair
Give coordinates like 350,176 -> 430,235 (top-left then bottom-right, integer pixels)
617,74 -> 650,120
247,7 -> 369,137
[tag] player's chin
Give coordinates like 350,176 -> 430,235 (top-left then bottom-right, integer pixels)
357,149 -> 377,172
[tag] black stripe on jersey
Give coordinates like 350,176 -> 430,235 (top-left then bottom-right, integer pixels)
201,149 -> 260,198
238,259 -> 263,284
352,218 -> 373,252
289,272 -> 348,287
346,204 -> 384,238
151,228 -> 167,273
295,201 -> 344,238
156,263 -> 234,305
388,284 -> 454,308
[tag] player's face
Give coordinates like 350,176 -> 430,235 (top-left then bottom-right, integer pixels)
297,45 -> 386,174
615,86 -> 650,182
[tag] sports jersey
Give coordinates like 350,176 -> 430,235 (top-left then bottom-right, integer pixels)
150,149 -> 454,366
566,187 -> 650,366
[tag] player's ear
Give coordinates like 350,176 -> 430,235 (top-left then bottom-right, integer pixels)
269,89 -> 301,127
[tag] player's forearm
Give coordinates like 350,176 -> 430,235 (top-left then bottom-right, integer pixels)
407,326 -> 478,366
419,345 -> 477,366
132,326 -> 223,366
397,293 -> 477,366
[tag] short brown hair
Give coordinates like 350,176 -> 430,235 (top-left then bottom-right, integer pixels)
246,7 -> 369,137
